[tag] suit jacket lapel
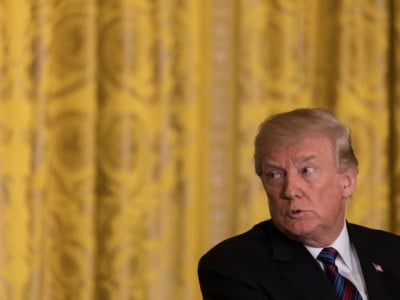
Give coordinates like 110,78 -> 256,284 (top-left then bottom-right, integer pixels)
348,224 -> 395,300
268,223 -> 339,300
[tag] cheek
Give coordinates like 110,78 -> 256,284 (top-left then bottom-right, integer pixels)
266,190 -> 286,215
314,176 -> 341,197
265,186 -> 281,203
320,188 -> 346,212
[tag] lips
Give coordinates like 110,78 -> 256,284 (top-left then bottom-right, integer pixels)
287,209 -> 305,218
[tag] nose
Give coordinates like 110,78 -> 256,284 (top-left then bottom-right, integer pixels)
281,171 -> 302,200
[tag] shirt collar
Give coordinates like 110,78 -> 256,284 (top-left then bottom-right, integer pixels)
304,222 -> 353,271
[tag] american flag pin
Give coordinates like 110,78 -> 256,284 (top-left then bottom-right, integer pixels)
372,263 -> 384,272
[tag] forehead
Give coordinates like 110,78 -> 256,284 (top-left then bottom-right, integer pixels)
263,134 -> 335,164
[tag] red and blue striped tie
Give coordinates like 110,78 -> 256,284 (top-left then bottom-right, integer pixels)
317,247 -> 362,300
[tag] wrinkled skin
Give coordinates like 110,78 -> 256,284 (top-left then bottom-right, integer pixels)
260,134 -> 357,247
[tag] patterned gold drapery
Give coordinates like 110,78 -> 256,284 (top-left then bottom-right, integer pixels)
0,1 -> 399,299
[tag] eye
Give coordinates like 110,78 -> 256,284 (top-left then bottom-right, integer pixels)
300,167 -> 315,175
264,169 -> 284,183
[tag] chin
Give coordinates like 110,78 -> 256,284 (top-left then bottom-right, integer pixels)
281,221 -> 316,241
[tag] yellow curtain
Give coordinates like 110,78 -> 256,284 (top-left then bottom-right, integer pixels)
0,0 -> 399,299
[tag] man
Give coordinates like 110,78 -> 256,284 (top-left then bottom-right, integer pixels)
198,108 -> 400,300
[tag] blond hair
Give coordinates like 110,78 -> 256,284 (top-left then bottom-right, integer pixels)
254,108 -> 358,176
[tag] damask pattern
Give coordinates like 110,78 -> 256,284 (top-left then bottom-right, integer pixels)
335,1 -> 390,228
0,1 -> 400,300
391,1 -> 400,231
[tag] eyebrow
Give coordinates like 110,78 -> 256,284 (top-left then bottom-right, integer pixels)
263,163 -> 283,170
263,155 -> 318,169
301,155 -> 318,162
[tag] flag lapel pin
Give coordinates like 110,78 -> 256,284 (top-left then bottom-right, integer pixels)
372,263 -> 384,272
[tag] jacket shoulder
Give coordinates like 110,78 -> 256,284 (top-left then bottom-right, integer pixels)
348,223 -> 400,241
200,220 -> 272,259
348,222 -> 400,253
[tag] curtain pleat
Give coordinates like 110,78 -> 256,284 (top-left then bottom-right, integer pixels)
336,1 -> 390,229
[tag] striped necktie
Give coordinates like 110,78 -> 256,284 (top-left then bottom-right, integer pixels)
317,247 -> 362,300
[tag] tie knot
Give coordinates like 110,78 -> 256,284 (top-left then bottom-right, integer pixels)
317,247 -> 339,265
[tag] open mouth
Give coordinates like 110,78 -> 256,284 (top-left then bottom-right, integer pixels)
287,209 -> 304,217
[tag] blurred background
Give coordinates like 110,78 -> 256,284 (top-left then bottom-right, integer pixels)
0,0 -> 399,299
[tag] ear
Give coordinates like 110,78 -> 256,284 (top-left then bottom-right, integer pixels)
341,167 -> 357,199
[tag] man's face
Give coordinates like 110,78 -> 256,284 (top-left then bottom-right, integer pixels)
260,134 -> 356,247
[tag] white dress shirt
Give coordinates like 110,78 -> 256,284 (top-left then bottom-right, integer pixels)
304,223 -> 368,300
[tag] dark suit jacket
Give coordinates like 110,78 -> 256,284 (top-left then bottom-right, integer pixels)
198,220 -> 400,299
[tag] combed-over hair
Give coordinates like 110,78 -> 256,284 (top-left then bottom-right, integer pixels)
254,108 -> 358,177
